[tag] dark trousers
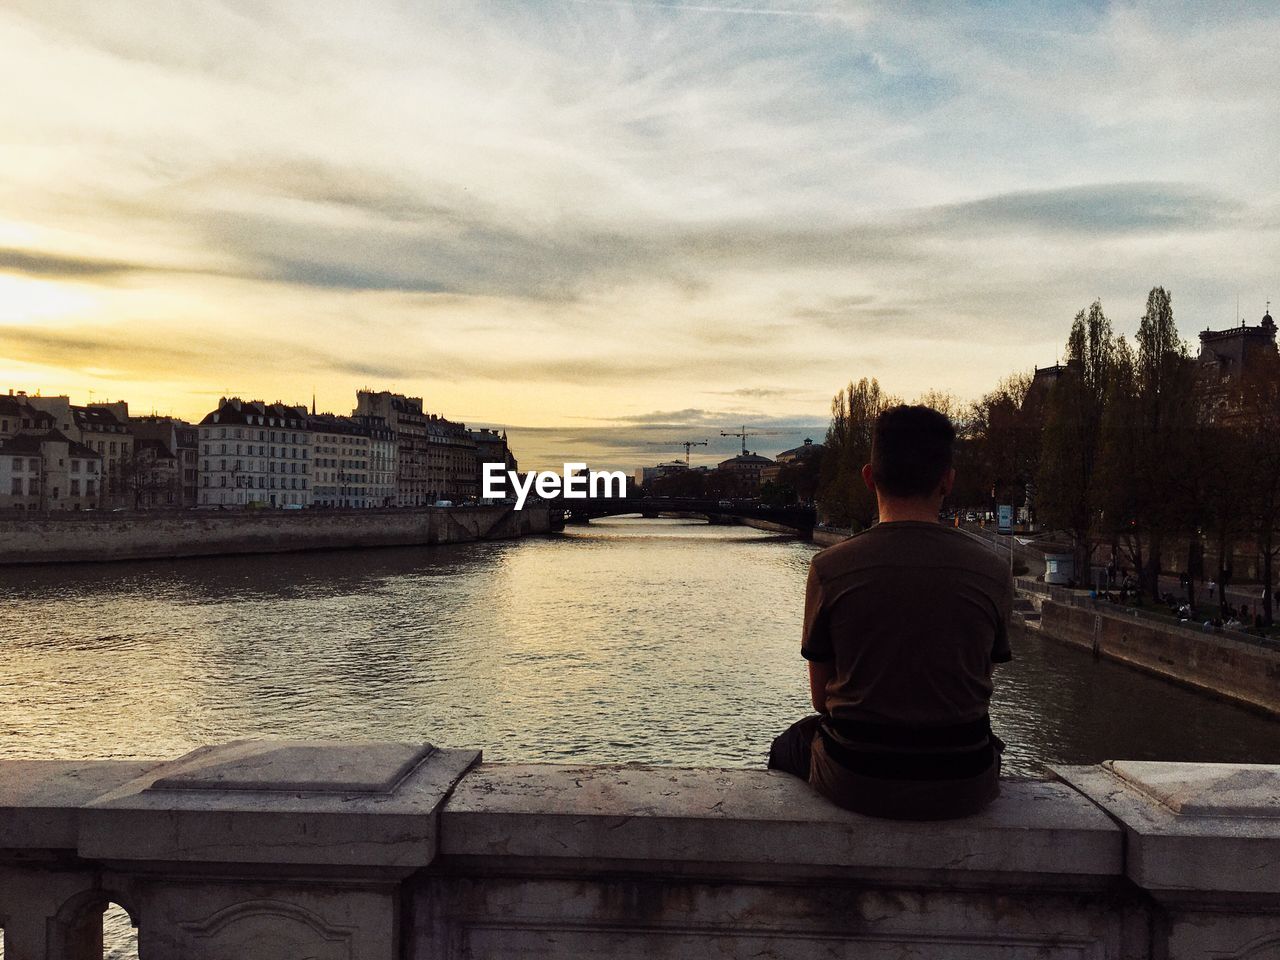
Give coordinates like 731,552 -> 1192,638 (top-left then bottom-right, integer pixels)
767,713 -> 1003,820
767,714 -> 821,782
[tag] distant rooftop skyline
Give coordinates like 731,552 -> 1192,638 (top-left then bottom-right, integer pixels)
1,1 -> 1277,469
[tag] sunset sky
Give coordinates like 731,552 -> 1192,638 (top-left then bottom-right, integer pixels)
2,1 -> 1277,469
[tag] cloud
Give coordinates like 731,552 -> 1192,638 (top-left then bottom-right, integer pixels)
0,0 -> 1277,432
920,183 -> 1244,236
0,248 -> 151,279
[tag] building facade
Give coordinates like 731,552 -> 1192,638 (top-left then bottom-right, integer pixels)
0,432 -> 101,512
1,392 -> 55,439
427,417 -> 478,503
356,391 -> 431,506
716,452 -> 774,490
130,417 -> 199,508
197,398 -> 312,509
355,415 -> 398,507
21,396 -> 134,508
132,438 -> 182,509
308,413 -> 396,508
356,391 -> 479,505
1196,309 -> 1278,422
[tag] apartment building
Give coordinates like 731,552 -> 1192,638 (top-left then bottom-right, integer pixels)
197,398 -> 312,508
0,431 -> 102,511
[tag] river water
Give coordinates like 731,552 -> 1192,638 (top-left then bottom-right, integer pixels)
2,517 -> 1279,956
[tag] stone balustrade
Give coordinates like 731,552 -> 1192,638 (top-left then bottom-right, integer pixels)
1,741 -> 1277,959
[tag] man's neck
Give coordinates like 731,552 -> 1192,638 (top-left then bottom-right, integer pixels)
876,497 -> 941,524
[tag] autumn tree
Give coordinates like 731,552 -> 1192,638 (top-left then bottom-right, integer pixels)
1235,349 -> 1280,624
817,378 -> 893,529
1037,301 -> 1117,575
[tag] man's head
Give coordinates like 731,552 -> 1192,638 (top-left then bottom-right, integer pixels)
862,405 -> 956,509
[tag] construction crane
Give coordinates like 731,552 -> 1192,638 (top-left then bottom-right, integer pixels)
720,426 -> 786,457
648,439 -> 708,465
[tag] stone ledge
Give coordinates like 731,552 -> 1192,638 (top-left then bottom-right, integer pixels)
0,759 -> 159,850
78,739 -> 481,869
1054,763 -> 1280,896
439,764 -> 1122,879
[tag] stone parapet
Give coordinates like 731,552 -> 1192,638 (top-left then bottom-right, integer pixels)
0,741 -> 1277,959
0,505 -> 552,565
1037,599 -> 1280,716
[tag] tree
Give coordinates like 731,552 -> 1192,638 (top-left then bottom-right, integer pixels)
1038,301 -> 1117,576
1093,335 -> 1141,589
1132,287 -> 1195,599
1236,348 -> 1280,625
817,378 -> 893,529
959,373 -> 1035,517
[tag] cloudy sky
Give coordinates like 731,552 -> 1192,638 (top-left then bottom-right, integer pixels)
2,1 -> 1277,469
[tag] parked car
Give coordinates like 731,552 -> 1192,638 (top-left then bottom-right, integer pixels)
434,500 -> 454,508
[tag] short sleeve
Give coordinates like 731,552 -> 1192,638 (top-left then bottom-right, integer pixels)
801,560 -> 834,662
992,569 -> 1014,664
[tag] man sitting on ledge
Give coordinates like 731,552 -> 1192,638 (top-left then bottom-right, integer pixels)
768,404 -> 1013,820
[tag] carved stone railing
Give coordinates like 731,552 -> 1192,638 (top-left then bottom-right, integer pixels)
1,741 -> 1277,959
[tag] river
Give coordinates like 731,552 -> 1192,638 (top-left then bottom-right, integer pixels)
2,515 -> 1278,769
2,517 -> 1279,956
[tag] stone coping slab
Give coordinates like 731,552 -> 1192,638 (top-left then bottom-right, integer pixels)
1106,760 -> 1280,819
149,740 -> 433,795
1053,763 -> 1280,895
79,739 -> 481,868
0,760 -> 159,851
439,764 -> 1122,879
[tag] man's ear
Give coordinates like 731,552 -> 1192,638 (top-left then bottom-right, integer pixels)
861,463 -> 875,493
939,467 -> 956,498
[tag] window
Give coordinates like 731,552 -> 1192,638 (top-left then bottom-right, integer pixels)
10,478 -> 20,495
70,479 -> 80,495
71,460 -> 81,473
86,480 -> 95,496
28,459 -> 38,471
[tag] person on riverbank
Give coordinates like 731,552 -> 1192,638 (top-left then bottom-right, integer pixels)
767,404 -> 1013,820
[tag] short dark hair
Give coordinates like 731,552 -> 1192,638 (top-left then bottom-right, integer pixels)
870,405 -> 955,498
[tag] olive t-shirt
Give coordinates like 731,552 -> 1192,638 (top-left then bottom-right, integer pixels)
802,521 -> 1013,727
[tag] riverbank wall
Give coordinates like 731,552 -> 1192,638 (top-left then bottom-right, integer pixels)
739,517 -> 810,537
3,739 -> 1277,959
1036,598 -> 1280,717
812,526 -> 852,547
0,506 -> 552,565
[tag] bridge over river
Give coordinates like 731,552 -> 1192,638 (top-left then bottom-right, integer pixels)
544,496 -> 816,533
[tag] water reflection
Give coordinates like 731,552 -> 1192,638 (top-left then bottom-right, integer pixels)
0,517 -> 1276,774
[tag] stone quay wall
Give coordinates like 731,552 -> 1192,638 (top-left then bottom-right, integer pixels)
0,506 -> 552,565
1038,599 -> 1280,717
811,526 -> 852,547
739,517 -> 809,537
1,740 -> 1277,959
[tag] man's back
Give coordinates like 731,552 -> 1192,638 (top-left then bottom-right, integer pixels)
767,405 -> 1015,820
802,521 -> 1013,727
